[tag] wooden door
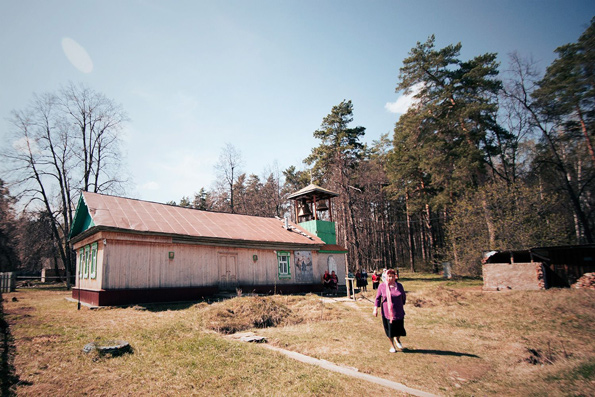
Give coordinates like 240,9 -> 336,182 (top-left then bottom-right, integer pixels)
218,253 -> 238,291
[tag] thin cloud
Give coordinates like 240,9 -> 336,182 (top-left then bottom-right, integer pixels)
141,181 -> 160,191
385,83 -> 423,114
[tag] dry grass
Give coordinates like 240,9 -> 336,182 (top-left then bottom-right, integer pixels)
2,274 -> 594,396
1,289 -> 394,396
202,294 -> 341,334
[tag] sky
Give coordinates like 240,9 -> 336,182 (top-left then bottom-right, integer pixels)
1,0 -> 594,205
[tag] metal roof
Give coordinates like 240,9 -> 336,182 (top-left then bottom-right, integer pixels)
72,192 -> 325,247
286,184 -> 339,200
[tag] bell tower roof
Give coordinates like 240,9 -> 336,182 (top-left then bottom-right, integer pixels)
287,184 -> 339,201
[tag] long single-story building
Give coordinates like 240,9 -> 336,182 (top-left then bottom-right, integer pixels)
69,189 -> 347,306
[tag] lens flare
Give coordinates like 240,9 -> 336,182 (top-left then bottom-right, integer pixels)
61,37 -> 93,74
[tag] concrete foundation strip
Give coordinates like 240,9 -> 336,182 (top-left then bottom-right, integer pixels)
263,344 -> 439,397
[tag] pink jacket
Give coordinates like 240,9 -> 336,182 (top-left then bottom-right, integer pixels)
374,282 -> 406,320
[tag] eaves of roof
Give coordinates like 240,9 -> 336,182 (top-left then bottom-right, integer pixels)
71,225 -> 325,251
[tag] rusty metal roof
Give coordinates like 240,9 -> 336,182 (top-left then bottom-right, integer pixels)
286,184 -> 339,200
74,192 -> 325,247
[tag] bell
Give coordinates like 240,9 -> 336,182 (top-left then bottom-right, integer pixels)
316,200 -> 329,211
297,202 -> 312,217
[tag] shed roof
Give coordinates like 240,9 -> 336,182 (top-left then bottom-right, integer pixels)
482,245 -> 595,266
70,192 -> 325,247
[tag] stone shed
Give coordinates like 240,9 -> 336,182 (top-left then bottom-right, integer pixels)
482,245 -> 595,291
482,250 -> 546,291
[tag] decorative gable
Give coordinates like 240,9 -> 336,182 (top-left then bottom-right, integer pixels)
69,195 -> 95,239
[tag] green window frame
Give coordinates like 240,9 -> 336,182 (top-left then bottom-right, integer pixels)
78,249 -> 84,279
83,245 -> 90,279
89,242 -> 98,279
277,251 -> 291,279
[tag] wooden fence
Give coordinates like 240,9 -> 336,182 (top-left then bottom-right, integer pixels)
0,272 -> 16,293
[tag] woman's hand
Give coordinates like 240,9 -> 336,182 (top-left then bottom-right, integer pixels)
372,307 -> 378,317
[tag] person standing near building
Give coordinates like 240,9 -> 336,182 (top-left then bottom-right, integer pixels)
361,268 -> 368,291
372,269 -> 406,353
322,270 -> 332,293
330,270 -> 338,288
355,269 -> 362,290
372,270 -> 380,290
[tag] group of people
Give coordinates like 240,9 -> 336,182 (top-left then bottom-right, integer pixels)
354,269 -> 368,291
322,270 -> 338,294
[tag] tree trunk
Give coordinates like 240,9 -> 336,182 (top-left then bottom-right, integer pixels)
405,192 -> 415,272
576,104 -> 595,165
523,100 -> 593,243
424,203 -> 436,269
482,198 -> 497,249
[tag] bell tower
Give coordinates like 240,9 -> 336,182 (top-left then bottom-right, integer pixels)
288,183 -> 348,292
287,184 -> 339,245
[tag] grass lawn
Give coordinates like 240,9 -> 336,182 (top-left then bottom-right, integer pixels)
1,273 -> 594,396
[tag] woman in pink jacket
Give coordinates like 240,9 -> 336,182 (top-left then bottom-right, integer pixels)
372,269 -> 406,353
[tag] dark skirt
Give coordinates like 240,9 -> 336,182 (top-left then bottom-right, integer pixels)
381,316 -> 406,338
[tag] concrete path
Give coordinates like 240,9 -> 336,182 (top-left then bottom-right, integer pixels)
229,331 -> 439,397
229,296 -> 439,396
262,343 -> 439,397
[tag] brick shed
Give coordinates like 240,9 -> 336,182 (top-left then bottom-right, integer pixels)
482,250 -> 546,291
482,245 -> 595,291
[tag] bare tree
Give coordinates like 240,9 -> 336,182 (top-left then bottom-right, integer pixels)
214,143 -> 243,214
1,83 -> 128,286
59,82 -> 129,195
262,160 -> 286,218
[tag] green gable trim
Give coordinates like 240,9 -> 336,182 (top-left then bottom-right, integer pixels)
320,250 -> 347,254
298,220 -> 337,245
69,195 -> 95,239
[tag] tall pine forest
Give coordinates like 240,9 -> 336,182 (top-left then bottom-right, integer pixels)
191,22 -> 595,276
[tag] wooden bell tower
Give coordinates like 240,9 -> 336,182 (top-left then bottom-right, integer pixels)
287,184 -> 339,245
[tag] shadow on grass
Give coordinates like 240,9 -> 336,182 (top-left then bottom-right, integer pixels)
401,348 -> 480,358
0,294 -> 30,396
137,291 -> 319,312
136,296 -> 233,312
141,302 -> 202,312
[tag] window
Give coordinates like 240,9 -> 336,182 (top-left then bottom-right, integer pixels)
79,242 -> 100,281
89,242 -> 98,279
78,249 -> 84,279
277,251 -> 291,279
83,245 -> 90,278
